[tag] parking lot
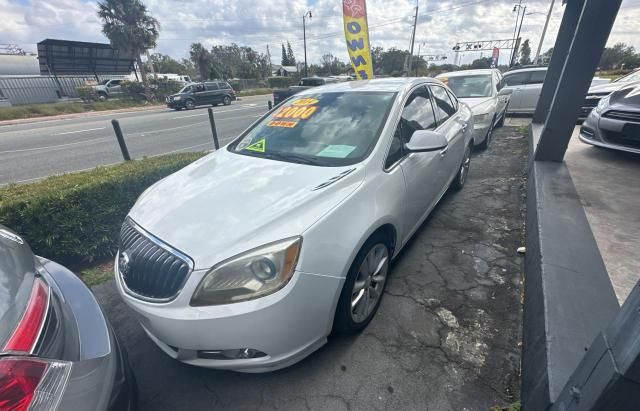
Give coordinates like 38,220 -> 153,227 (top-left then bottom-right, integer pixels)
93,124 -> 527,411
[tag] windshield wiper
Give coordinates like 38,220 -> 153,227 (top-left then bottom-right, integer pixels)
262,152 -> 328,166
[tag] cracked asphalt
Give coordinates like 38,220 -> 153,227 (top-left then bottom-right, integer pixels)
93,124 -> 528,411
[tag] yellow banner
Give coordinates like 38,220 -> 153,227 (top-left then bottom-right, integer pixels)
343,0 -> 374,80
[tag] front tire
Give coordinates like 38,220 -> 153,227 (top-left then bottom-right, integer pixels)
451,144 -> 471,191
478,119 -> 495,150
334,233 -> 390,335
184,99 -> 195,110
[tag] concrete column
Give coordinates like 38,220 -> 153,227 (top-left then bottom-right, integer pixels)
532,0 -> 584,124
535,0 -> 623,162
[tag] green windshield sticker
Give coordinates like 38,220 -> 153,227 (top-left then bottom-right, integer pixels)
317,145 -> 356,158
244,138 -> 266,153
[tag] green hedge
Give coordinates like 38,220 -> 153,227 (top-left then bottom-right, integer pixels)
0,153 -> 206,266
268,77 -> 292,89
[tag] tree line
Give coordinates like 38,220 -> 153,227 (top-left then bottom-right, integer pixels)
95,0 -> 639,86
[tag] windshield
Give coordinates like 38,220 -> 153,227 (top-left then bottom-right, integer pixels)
98,79 -> 110,85
615,70 -> 640,83
179,85 -> 193,93
229,91 -> 396,166
446,75 -> 493,98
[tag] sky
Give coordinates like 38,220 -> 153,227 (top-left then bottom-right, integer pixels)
2,0 -> 640,67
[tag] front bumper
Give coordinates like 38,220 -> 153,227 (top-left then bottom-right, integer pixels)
579,110 -> 640,154
166,99 -> 185,108
115,256 -> 344,372
472,124 -> 491,146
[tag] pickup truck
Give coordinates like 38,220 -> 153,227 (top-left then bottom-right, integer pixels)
92,79 -> 124,101
272,77 -> 339,105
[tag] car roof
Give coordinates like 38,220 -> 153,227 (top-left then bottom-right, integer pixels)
504,66 -> 547,74
296,77 -> 440,94
436,69 -> 497,78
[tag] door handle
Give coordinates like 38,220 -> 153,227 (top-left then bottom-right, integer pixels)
439,146 -> 448,157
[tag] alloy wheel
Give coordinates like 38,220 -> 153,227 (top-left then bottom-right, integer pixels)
350,243 -> 389,323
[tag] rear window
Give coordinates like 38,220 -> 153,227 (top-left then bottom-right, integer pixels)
205,82 -> 219,91
219,82 -> 232,90
300,78 -> 325,86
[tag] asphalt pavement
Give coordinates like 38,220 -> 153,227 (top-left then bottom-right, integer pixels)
93,125 -> 527,410
0,94 -> 271,185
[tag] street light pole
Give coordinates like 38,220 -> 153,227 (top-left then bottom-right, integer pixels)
303,11 -> 312,77
534,0 -> 555,64
513,6 -> 527,66
510,0 -> 523,66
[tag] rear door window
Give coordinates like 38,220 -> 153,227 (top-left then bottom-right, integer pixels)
527,70 -> 547,84
503,72 -> 529,86
429,85 -> 457,125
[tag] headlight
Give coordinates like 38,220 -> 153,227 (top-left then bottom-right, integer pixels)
595,95 -> 610,114
174,96 -> 182,101
190,237 -> 302,306
473,112 -> 492,126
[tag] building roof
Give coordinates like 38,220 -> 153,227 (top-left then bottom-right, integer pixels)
279,66 -> 298,72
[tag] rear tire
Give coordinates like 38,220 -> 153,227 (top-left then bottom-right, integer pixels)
184,99 -> 195,110
98,92 -> 108,102
451,144 -> 471,191
223,95 -> 231,106
334,233 -> 391,335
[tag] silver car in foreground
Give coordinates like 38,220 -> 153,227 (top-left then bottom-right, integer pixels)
437,69 -> 510,149
580,83 -> 640,154
115,78 -> 474,372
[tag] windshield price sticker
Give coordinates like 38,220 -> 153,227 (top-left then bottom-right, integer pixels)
267,120 -> 298,128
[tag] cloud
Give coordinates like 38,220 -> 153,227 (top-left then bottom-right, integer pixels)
2,0 -> 640,67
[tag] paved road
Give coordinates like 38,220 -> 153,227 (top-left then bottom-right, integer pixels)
0,94 -> 271,185
93,125 -> 527,411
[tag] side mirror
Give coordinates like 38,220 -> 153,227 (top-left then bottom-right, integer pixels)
498,88 -> 513,96
404,130 -> 448,152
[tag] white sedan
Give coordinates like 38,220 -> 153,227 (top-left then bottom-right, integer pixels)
115,78 -> 474,372
437,69 -> 511,149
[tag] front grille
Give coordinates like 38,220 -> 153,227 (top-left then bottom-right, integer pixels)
601,130 -> 640,149
603,110 -> 640,122
118,219 -> 193,301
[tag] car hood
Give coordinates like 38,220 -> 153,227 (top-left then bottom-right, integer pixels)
608,83 -> 640,108
168,93 -> 189,99
588,81 -> 629,95
128,149 -> 365,270
458,97 -> 495,113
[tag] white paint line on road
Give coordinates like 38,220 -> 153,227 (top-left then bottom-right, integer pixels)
0,137 -> 110,155
54,127 -> 106,136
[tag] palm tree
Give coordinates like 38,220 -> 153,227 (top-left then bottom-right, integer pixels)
190,43 -> 210,80
97,0 -> 160,85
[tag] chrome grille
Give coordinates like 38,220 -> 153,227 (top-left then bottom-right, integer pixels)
118,219 -> 193,302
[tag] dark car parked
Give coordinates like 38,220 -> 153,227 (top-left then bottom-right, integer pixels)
272,77 -> 339,105
0,226 -> 137,410
166,81 -> 236,110
580,82 -> 640,154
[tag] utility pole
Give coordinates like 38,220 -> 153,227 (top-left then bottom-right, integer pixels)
303,11 -> 312,77
266,45 -> 272,76
513,5 -> 527,66
510,0 -> 523,67
407,2 -> 419,76
534,0 -> 555,64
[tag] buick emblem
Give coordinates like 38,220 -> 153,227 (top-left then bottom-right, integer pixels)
119,251 -> 131,278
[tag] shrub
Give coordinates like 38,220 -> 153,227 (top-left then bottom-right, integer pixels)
76,85 -> 96,102
0,152 -> 206,266
237,88 -> 272,97
268,77 -> 292,89
120,80 -> 146,100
